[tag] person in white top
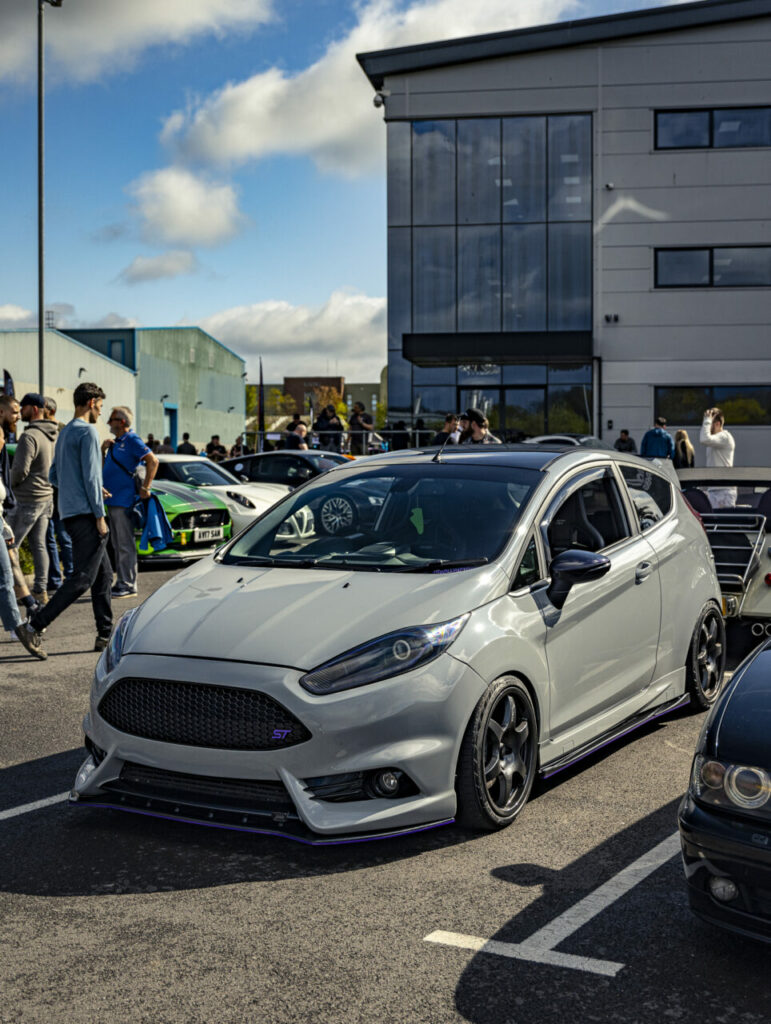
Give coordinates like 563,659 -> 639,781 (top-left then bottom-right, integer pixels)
699,407 -> 736,508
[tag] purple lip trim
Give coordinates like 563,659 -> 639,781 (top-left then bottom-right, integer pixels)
69,800 -> 454,846
542,694 -> 691,780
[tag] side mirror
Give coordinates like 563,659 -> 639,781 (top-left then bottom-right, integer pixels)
240,475 -> 249,483
547,549 -> 611,610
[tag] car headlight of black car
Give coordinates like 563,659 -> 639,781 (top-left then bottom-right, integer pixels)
101,607 -> 139,675
226,490 -> 257,509
300,615 -> 469,695
691,754 -> 771,814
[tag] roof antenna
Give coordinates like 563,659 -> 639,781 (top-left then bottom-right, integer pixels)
431,430 -> 455,463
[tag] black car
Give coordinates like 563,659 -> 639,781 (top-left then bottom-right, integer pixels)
222,450 -> 349,488
679,638 -> 771,943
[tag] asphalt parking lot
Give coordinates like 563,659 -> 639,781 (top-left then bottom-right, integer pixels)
1,569 -> 769,1024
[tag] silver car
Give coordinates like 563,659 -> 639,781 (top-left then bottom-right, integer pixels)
72,447 -> 724,844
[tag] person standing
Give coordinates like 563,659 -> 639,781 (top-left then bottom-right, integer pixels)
7,393 -> 58,605
700,407 -> 736,508
102,406 -> 159,598
177,432 -> 197,455
285,423 -> 309,450
16,383 -> 113,659
0,395 -> 40,621
43,397 -> 74,593
461,408 -> 502,444
639,416 -> 675,459
157,436 -> 174,454
206,435 -> 227,462
613,429 -> 637,454
0,425 -> 45,658
349,402 -> 373,456
673,429 -> 695,469
430,414 -> 460,446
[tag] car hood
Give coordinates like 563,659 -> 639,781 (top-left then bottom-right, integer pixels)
125,557 -> 508,670
713,647 -> 771,768
151,480 -> 229,513
207,482 -> 290,508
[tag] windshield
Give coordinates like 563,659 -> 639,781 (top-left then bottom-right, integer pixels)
160,460 -> 238,487
222,462 -> 541,572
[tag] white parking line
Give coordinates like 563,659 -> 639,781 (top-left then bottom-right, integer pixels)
425,830 -> 681,977
0,792 -> 69,821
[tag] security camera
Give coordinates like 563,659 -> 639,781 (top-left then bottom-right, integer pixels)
373,92 -> 385,108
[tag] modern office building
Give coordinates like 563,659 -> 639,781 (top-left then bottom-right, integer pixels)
358,0 -> 771,463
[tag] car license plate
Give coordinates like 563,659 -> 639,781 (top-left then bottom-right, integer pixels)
194,527 -> 223,543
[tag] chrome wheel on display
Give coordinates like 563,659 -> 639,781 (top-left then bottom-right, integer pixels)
456,676 -> 538,830
318,494 -> 356,535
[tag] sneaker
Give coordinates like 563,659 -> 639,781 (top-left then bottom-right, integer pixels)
94,634 -> 111,652
14,622 -> 47,660
31,590 -> 49,606
111,585 -> 137,598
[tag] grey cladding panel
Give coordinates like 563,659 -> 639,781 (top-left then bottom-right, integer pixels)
598,247 -> 651,271
602,152 -> 771,189
387,87 -> 598,120
602,384 -> 652,407
599,221 -> 771,246
602,81 -> 771,110
604,290 -> 771,326
601,130 -> 651,156
602,268 -> 652,294
397,47 -> 598,92
602,39 -> 771,86
601,329 -> 771,364
594,184 -> 771,223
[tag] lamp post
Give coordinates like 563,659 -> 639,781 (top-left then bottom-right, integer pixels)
38,0 -> 63,395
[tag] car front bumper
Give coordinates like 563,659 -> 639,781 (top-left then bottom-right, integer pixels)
72,651 -> 487,843
678,793 -> 771,943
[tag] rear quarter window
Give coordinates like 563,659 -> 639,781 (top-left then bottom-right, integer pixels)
620,466 -> 672,531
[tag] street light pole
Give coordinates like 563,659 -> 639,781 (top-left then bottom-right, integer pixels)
37,0 -> 63,395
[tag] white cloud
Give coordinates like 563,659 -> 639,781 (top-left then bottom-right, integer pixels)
197,289 -> 387,380
129,168 -> 244,247
119,249 -> 198,285
0,0 -> 274,83
162,0 -> 583,176
0,304 -> 34,328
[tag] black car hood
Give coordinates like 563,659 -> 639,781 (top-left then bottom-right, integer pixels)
713,647 -> 771,768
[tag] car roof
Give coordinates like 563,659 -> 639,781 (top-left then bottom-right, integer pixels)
156,454 -> 210,462
223,450 -> 346,462
349,443 -> 646,473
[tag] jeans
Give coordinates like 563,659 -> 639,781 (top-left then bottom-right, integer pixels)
0,538 -> 22,632
6,499 -> 53,595
32,514 -> 112,637
46,511 -> 74,589
107,506 -> 138,590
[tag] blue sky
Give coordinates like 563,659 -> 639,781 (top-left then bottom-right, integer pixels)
0,0 -> 681,381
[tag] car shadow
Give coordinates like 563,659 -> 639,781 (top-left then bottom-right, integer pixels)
0,748 -> 471,898
452,797 -> 771,1022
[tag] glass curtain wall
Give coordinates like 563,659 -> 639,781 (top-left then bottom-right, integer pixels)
386,115 -> 592,426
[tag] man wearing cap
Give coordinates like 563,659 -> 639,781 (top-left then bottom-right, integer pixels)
8,393 -> 58,604
461,408 -> 502,445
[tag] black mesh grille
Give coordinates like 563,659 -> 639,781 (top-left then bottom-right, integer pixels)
103,762 -> 294,811
170,510 -> 230,532
98,677 -> 311,750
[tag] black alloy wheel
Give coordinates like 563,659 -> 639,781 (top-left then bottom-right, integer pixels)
456,676 -> 538,830
687,602 -> 726,710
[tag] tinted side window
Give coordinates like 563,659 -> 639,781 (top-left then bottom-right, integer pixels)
548,473 -> 630,556
512,537 -> 542,590
620,466 -> 672,531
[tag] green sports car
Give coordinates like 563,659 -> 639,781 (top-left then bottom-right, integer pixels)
133,480 -> 232,561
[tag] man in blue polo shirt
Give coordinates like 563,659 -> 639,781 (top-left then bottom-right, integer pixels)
102,406 -> 159,598
640,416 -> 675,459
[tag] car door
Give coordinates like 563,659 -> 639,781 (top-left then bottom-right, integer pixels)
541,466 -> 661,741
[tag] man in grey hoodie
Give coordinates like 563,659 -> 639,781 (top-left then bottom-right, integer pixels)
8,393 -> 58,604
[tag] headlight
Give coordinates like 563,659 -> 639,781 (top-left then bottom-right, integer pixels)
300,615 -> 468,695
102,607 -> 139,674
226,490 -> 257,509
691,754 -> 771,813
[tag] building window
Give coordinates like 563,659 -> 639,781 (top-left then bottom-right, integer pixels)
655,108 -> 771,149
655,386 -> 771,426
109,339 -> 124,363
655,247 -> 771,288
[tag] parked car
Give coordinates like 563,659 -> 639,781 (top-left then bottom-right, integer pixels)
524,433 -> 615,450
679,637 -> 771,943
677,467 -> 771,660
222,450 -> 349,488
135,480 -> 234,562
72,445 -> 724,844
151,455 -> 305,536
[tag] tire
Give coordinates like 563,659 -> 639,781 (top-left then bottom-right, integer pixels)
317,494 -> 358,536
455,676 -> 538,831
686,602 -> 726,711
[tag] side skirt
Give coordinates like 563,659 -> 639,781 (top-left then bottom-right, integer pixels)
539,693 -> 690,780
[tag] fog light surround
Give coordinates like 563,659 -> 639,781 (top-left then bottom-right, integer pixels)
708,876 -> 739,903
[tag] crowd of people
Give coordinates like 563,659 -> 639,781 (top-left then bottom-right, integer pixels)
614,409 -> 735,481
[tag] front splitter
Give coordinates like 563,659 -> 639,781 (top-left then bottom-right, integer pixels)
69,792 -> 454,846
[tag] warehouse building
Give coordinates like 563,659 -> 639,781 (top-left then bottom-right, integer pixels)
358,0 -> 771,464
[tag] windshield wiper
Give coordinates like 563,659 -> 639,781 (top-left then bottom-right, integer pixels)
401,558 -> 489,573
224,555 -> 319,568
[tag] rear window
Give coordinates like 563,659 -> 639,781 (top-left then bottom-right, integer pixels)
619,466 -> 672,530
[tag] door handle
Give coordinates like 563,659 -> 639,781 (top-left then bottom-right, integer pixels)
635,561 -> 653,583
